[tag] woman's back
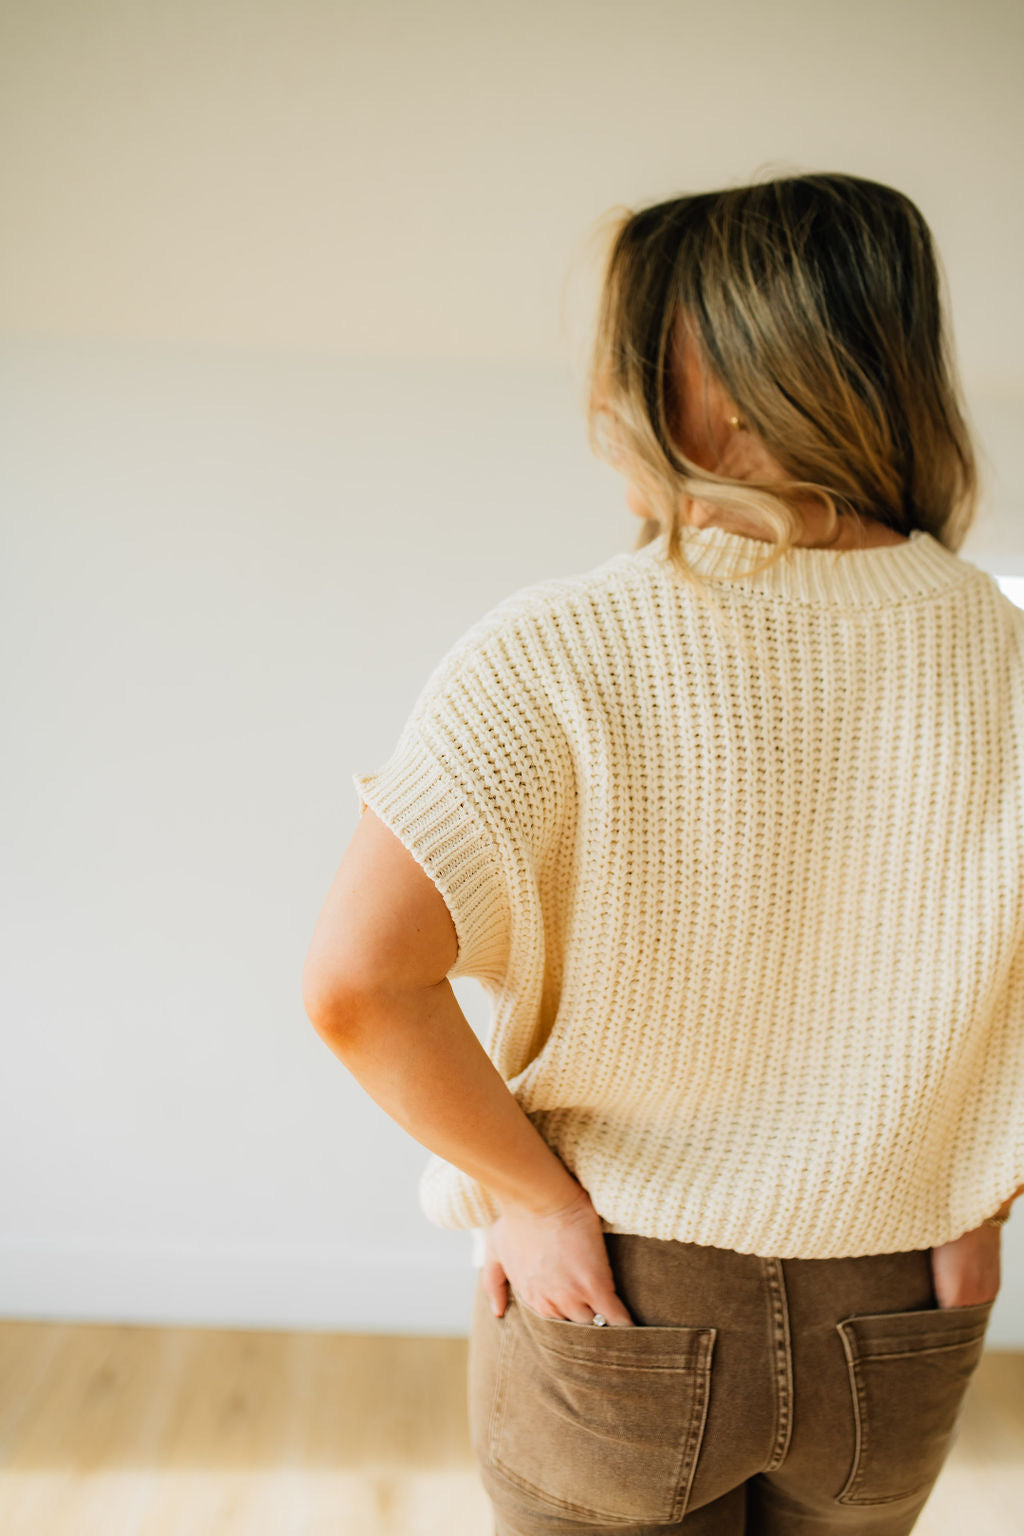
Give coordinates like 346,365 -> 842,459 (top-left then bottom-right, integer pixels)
353,519 -> 1024,1261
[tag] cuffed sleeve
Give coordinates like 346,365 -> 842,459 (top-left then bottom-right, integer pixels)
352,718 -> 512,981
350,603 -> 567,985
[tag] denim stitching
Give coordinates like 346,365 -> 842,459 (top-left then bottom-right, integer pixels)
760,1255 -> 794,1472
490,1299 -> 715,1525
834,1320 -> 986,1506
836,1348 -> 931,1506
487,1307 -> 514,1466
669,1328 -> 717,1521
489,1306 -> 644,1524
835,1321 -> 868,1503
854,1338 -> 986,1361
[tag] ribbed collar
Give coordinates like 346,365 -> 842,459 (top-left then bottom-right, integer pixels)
638,523 -> 972,608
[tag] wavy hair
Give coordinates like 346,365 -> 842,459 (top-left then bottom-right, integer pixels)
582,171 -> 980,618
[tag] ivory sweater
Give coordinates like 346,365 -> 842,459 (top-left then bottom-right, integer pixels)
352,523 -> 1024,1262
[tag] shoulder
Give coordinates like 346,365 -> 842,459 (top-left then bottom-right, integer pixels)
417,544 -> 655,700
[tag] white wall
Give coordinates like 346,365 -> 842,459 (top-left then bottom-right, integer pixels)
2,0 -> 1023,1342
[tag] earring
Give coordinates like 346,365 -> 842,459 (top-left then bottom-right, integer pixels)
727,414 -> 745,430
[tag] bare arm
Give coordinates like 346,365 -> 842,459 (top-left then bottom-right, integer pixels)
308,974 -> 585,1218
301,806 -> 583,1220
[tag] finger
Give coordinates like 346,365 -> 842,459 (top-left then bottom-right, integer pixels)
592,1294 -> 635,1326
551,1295 -> 635,1325
482,1259 -> 509,1317
555,1301 -> 607,1324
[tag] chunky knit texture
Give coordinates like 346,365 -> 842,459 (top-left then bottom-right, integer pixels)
352,523 -> 1024,1262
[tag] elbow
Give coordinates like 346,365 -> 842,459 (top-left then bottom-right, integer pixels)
301,927 -> 375,1037
301,966 -> 362,1042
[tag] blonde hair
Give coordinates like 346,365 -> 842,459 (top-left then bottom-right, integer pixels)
581,171 -> 981,633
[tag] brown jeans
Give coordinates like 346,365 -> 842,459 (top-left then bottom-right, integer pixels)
467,1232 -> 995,1534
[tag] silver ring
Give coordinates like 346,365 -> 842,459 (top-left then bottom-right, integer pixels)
592,1312 -> 607,1327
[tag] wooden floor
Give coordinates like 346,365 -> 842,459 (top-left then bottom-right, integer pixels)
0,1319 -> 1021,1534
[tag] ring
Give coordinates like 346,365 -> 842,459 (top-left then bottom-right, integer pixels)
592,1312 -> 607,1327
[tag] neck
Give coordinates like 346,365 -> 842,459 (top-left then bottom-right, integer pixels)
682,506 -> 908,550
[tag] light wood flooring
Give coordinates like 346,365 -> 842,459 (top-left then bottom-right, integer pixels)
0,1320 -> 1021,1534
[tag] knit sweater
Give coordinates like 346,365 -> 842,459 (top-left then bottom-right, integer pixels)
352,523 -> 1024,1262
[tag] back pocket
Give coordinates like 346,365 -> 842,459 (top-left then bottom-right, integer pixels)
835,1297 -> 994,1506
486,1290 -> 716,1525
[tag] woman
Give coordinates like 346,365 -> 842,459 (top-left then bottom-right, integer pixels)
302,172 -> 1024,1534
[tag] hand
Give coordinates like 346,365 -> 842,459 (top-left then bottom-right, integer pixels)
481,1178 -> 635,1326
929,1219 -> 1002,1308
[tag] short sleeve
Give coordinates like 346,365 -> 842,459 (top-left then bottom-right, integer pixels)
351,605 -> 563,983
352,716 -> 512,982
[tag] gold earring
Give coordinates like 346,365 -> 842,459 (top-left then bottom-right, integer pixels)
727,413 -> 744,430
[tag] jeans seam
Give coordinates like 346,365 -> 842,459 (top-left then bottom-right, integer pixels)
761,1255 -> 794,1472
488,1309 -> 513,1466
669,1328 -> 717,1520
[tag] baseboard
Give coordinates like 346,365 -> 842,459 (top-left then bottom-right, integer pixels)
0,1236 -> 480,1335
